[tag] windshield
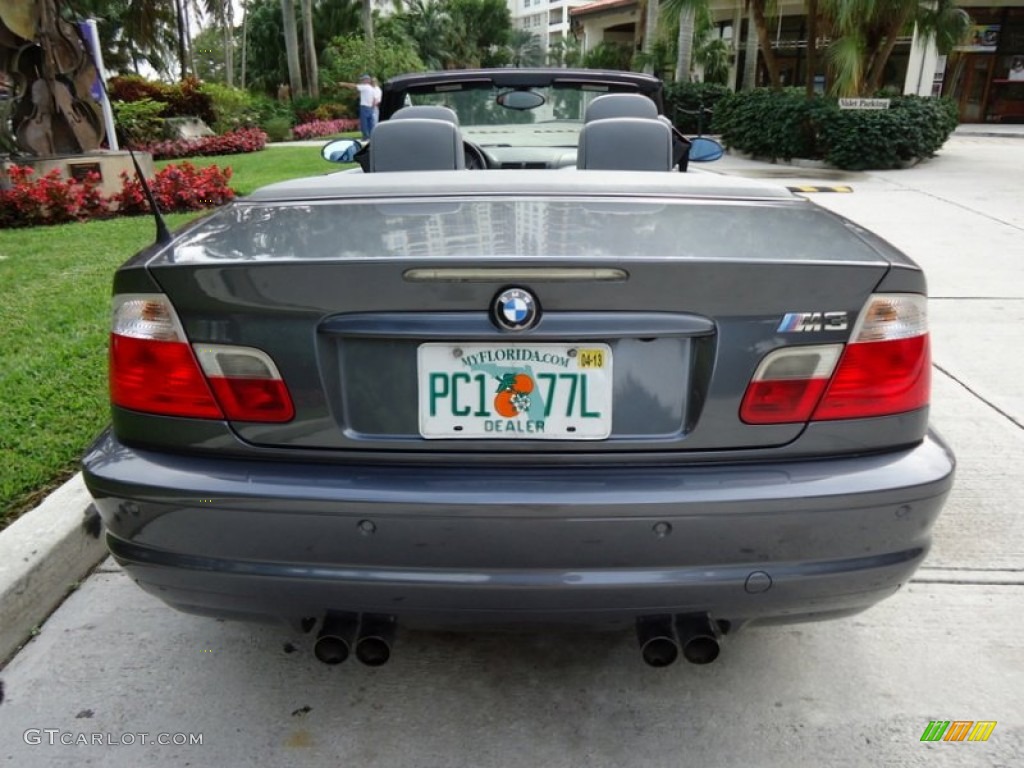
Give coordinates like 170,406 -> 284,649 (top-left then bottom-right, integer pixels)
402,85 -> 644,148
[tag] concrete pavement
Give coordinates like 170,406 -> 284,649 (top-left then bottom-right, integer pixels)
0,134 -> 1021,767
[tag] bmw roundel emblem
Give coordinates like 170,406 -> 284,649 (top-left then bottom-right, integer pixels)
493,287 -> 539,331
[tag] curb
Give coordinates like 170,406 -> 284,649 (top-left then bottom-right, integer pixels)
0,473 -> 106,664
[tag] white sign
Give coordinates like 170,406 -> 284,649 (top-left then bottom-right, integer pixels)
839,98 -> 891,110
418,343 -> 613,440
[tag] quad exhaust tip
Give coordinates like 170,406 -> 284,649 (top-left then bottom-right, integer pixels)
313,612 -> 397,666
636,614 -> 722,667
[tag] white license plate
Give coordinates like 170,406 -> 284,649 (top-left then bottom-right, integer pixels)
418,343 -> 612,439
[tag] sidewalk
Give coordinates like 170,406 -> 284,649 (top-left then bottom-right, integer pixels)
953,122 -> 1024,138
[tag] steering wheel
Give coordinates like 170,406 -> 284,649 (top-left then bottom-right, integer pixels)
463,140 -> 490,170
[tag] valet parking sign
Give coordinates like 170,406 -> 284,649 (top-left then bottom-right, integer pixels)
839,98 -> 892,110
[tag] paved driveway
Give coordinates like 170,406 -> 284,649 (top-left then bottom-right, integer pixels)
0,137 -> 1021,767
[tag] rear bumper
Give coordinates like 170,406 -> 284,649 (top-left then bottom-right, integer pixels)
83,430 -> 954,627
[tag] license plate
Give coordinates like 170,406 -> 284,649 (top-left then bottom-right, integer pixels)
418,343 -> 612,439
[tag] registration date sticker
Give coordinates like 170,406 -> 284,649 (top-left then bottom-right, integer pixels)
417,343 -> 612,439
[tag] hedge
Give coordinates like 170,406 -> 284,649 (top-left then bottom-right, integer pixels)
712,89 -> 959,170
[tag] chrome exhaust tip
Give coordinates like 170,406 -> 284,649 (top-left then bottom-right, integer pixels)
675,614 -> 722,665
354,614 -> 397,667
636,615 -> 680,668
313,611 -> 359,665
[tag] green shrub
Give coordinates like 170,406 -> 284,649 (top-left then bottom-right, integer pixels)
200,82 -> 260,134
111,98 -> 166,145
817,96 -> 959,170
314,102 -> 353,121
713,89 -> 959,169
251,95 -> 294,126
262,116 -> 293,142
664,82 -> 731,134
713,88 -> 826,160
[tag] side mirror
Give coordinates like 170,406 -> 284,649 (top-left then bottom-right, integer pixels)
322,138 -> 363,164
688,137 -> 725,163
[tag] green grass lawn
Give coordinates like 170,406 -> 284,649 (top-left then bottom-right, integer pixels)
0,146 -> 341,527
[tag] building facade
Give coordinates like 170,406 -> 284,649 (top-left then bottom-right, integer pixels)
509,0 -> 596,54
568,0 -> 1024,122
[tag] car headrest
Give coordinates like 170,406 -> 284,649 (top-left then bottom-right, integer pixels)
369,118 -> 466,172
391,105 -> 460,125
576,117 -> 674,172
584,93 -> 659,123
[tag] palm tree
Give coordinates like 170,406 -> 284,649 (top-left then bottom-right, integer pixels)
805,0 -> 817,98
748,0 -> 782,88
820,0 -> 970,96
741,6 -> 757,89
641,0 -> 660,74
547,35 -> 582,68
202,0 -> 236,86
301,0 -> 319,97
507,28 -> 543,67
280,0 -> 304,96
362,0 -> 374,42
399,0 -> 453,69
660,0 -> 704,83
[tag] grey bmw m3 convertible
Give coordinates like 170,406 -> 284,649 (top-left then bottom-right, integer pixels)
83,69 -> 954,667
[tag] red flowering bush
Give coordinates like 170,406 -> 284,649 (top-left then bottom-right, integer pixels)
129,128 -> 267,160
114,162 -> 234,215
292,118 -> 359,140
0,165 -> 110,228
0,162 -> 234,228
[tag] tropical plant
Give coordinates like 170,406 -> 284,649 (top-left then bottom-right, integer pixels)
301,0 -> 319,97
819,0 -> 971,96
547,36 -> 582,68
507,28 -> 544,68
396,0 -> 454,69
320,29 -> 425,90
582,41 -> 633,71
281,0 -> 304,96
70,0 -> 179,75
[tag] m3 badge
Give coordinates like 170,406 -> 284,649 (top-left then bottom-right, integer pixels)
778,311 -> 849,333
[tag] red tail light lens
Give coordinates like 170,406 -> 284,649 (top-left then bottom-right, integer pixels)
741,294 -> 930,425
110,295 -> 294,422
110,296 -> 223,419
740,345 -> 841,424
193,345 -> 295,422
813,295 -> 930,420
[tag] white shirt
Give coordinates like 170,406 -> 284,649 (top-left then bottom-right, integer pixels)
356,83 -> 375,107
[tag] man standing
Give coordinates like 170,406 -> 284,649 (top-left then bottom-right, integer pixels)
338,74 -> 377,139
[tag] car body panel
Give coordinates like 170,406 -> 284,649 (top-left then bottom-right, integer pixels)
81,69 -> 953,637
85,428 -> 953,627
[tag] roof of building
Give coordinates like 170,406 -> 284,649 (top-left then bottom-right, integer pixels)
570,0 -> 637,17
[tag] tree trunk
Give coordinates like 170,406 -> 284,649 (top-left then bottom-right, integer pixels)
281,0 -> 304,98
750,0 -> 781,88
742,8 -> 758,90
224,1 -> 235,87
864,6 -> 915,94
805,0 -> 817,98
240,0 -> 248,88
642,0 -> 659,74
174,0 -> 188,79
675,6 -> 695,83
301,0 -> 319,98
362,0 -> 374,43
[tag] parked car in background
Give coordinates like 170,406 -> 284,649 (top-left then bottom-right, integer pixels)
83,69 -> 954,669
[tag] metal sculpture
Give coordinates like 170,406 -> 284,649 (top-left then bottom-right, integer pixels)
0,0 -> 105,156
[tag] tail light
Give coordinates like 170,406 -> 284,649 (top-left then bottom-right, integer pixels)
741,294 -> 930,424
110,294 -> 294,422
